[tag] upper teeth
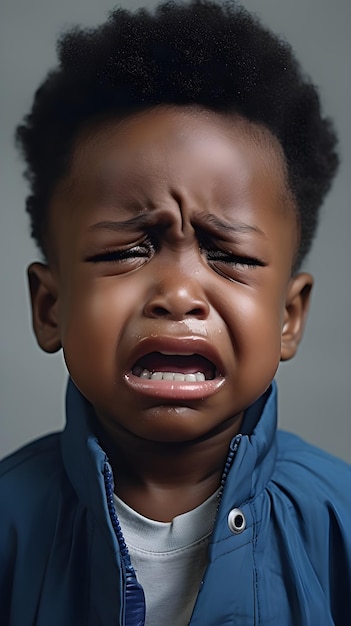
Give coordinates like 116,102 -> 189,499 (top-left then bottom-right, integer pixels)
132,366 -> 206,382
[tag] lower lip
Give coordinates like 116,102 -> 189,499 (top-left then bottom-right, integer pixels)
124,373 -> 225,400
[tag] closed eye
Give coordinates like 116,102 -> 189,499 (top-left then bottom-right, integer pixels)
86,242 -> 155,264
206,249 -> 265,269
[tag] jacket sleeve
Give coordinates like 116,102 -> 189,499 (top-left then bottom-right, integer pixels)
274,432 -> 351,625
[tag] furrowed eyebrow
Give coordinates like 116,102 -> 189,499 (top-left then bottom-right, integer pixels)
194,213 -> 266,238
87,214 -> 156,232
87,212 -> 265,238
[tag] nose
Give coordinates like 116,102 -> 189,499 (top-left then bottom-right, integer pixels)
143,272 -> 210,321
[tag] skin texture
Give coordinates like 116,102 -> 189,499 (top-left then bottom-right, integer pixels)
28,106 -> 313,521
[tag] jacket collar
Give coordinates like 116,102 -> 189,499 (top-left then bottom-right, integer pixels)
214,383 -> 278,533
61,382 -> 116,544
61,379 -> 278,527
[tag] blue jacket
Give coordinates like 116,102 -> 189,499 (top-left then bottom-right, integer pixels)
1,381 -> 350,626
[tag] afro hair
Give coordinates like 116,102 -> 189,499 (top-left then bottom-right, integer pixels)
15,0 -> 339,269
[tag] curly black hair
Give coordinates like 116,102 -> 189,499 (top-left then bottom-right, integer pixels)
16,0 -> 339,270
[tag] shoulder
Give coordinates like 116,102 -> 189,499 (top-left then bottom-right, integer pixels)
0,433 -> 67,520
0,432 -> 77,587
275,430 -> 351,491
0,432 -> 62,481
0,434 -> 86,621
272,430 -> 351,525
269,432 -> 351,606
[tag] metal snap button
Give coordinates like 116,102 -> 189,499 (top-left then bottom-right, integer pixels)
228,508 -> 246,534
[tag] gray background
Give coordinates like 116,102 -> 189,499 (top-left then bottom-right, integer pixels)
1,0 -> 350,461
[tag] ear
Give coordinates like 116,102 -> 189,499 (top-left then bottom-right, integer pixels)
280,272 -> 313,362
27,262 -> 62,353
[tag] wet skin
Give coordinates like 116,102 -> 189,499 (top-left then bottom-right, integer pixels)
29,106 -> 312,520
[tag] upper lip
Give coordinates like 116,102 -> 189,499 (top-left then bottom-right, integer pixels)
127,335 -> 226,377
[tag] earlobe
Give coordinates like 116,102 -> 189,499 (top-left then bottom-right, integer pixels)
280,273 -> 313,362
27,262 -> 62,353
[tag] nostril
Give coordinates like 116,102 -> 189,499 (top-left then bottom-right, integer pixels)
152,306 -> 170,317
188,307 -> 206,317
150,305 -> 207,319
144,287 -> 210,320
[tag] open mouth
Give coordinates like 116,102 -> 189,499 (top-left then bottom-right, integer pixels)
124,338 -> 225,400
131,352 -> 217,382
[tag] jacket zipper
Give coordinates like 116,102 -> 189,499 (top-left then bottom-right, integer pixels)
217,434 -> 242,509
104,462 -> 146,626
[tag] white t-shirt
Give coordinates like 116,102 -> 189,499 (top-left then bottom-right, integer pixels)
114,490 -> 219,626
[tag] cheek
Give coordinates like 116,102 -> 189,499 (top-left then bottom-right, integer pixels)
223,286 -> 284,364
59,277 -> 140,382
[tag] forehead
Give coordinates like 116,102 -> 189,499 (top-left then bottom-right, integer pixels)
49,106 -> 297,260
70,106 -> 291,205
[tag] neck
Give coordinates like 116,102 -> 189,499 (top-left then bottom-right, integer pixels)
97,414 -> 243,522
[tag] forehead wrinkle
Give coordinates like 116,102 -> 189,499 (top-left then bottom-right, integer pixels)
87,200 -> 189,235
93,171 -> 152,211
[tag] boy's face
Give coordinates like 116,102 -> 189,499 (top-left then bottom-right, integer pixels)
29,106 -> 312,443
